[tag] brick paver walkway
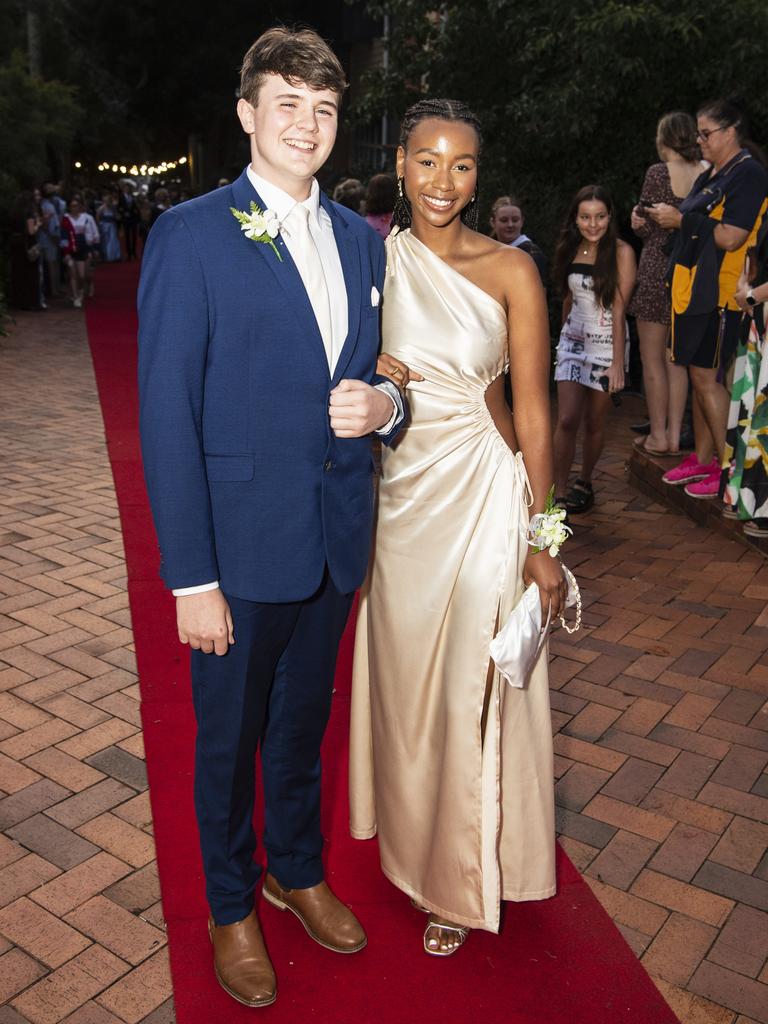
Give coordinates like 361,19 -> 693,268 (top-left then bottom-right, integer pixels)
0,299 -> 767,1024
0,305 -> 172,1024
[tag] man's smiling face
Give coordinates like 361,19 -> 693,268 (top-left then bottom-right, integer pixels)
237,74 -> 339,198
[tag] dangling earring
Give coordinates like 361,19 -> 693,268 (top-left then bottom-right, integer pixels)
398,176 -> 404,198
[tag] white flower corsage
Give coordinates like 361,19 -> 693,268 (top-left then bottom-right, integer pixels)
526,487 -> 572,558
230,202 -> 282,260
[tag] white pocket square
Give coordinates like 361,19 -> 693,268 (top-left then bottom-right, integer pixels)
371,286 -> 380,307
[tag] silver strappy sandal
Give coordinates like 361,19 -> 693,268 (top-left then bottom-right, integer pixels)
423,919 -> 469,957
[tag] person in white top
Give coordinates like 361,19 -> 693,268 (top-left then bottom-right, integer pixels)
60,196 -> 99,307
137,26 -> 409,1009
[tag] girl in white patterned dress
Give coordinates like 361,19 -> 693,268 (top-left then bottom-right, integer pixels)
552,185 -> 636,513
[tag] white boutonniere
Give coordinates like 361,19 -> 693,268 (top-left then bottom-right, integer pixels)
230,202 -> 282,261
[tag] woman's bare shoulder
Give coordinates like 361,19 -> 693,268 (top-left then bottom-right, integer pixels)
484,241 -> 544,311
463,230 -> 505,256
469,233 -> 535,274
451,230 -> 542,307
617,238 -> 636,259
490,240 -> 542,288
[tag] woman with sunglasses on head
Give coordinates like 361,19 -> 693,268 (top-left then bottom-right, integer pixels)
350,98 -> 564,958
551,185 -> 637,513
648,99 -> 768,499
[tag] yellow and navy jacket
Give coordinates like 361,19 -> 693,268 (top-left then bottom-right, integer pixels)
668,150 -> 768,357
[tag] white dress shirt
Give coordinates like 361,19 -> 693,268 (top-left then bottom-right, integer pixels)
248,168 -> 347,372
173,168 -> 401,597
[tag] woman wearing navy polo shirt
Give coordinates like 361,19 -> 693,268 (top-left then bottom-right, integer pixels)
649,99 -> 768,499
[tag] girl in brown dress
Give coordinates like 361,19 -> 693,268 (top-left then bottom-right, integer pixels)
629,112 -> 702,454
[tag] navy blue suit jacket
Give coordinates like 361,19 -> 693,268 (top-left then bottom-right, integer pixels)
137,169 -> 399,602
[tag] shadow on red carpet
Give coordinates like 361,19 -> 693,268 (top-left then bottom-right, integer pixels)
84,261 -> 679,1023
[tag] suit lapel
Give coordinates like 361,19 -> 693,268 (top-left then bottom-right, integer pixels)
323,195 -> 363,386
229,171 -> 330,379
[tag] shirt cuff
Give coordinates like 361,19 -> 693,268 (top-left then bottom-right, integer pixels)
172,581 -> 220,596
374,380 -> 404,435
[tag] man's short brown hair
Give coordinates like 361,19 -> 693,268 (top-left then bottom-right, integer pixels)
240,27 -> 348,107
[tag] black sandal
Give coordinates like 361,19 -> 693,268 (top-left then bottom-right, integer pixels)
564,479 -> 594,514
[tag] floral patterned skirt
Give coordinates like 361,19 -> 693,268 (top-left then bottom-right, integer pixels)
721,311 -> 768,521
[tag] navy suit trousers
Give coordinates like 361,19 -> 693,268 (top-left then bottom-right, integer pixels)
190,571 -> 353,925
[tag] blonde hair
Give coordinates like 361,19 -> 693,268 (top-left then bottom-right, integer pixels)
490,195 -> 522,218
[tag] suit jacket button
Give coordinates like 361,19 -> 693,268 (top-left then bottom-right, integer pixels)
324,460 -> 333,471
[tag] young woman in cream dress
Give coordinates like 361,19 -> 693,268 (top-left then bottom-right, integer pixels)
350,99 -> 566,957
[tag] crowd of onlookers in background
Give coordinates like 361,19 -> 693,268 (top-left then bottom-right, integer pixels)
7,173 -> 396,315
7,101 -> 768,539
301,121 -> 768,541
7,182 -> 187,310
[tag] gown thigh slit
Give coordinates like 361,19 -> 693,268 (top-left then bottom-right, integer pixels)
349,229 -> 556,933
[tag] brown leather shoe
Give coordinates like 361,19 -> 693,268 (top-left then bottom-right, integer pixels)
262,873 -> 367,953
208,909 -> 277,1007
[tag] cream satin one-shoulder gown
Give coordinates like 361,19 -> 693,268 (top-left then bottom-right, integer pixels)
349,228 -> 556,933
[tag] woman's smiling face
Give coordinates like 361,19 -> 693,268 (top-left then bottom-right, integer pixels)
397,118 -> 479,227
575,199 -> 610,245
492,205 -> 523,244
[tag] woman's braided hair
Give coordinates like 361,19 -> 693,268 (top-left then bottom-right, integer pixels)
392,98 -> 483,232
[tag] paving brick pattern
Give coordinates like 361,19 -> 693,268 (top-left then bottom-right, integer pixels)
557,426 -> 768,1024
1,301 -> 768,1024
0,305 -> 172,1024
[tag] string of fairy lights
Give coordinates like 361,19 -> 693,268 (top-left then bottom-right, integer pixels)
72,156 -> 189,177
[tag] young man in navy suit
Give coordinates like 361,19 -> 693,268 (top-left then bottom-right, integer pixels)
138,27 -> 404,1008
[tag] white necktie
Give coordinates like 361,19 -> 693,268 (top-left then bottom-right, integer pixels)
285,203 -> 334,369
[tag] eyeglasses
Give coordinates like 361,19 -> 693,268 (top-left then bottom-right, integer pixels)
696,125 -> 732,141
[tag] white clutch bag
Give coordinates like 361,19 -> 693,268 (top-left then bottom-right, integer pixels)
489,566 -> 580,689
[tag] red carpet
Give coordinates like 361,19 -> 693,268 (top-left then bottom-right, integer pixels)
84,261 -> 679,1023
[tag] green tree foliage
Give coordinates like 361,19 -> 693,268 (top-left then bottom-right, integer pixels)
1,0 -> 350,176
355,0 -> 768,249
0,49 -> 82,308
0,51 -> 81,204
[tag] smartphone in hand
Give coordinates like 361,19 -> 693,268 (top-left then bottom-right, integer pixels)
598,375 -> 622,407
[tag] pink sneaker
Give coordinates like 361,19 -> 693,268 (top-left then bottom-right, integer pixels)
684,470 -> 721,499
662,455 -> 718,486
